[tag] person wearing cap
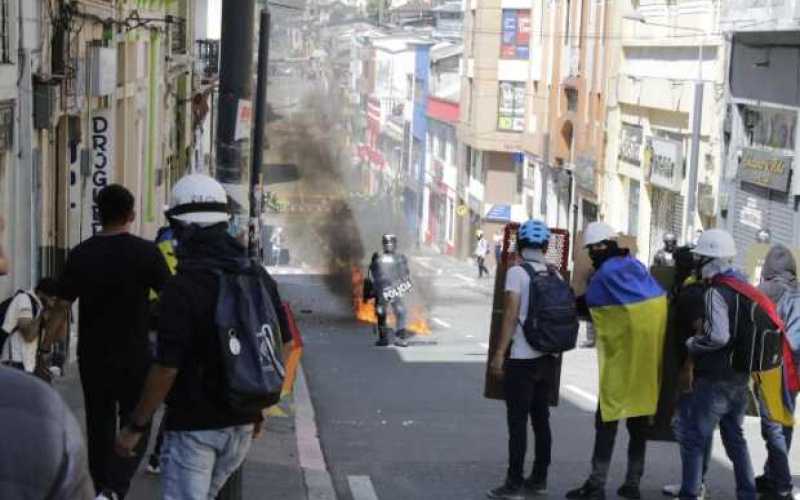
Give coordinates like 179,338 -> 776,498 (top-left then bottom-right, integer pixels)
50,185 -> 171,500
675,229 -> 757,500
567,222 -> 667,500
114,174 -> 293,500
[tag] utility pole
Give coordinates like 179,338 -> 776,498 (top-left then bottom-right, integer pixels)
215,1 -> 255,497
250,9 -> 272,260
215,0 -> 256,248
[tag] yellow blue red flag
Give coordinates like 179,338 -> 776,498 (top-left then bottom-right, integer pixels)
587,256 -> 668,422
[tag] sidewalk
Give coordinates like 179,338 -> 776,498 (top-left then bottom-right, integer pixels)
53,362 -> 307,500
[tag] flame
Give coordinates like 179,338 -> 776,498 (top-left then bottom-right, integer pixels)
351,266 -> 431,336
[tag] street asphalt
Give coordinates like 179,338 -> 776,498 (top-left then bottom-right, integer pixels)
278,251 -> 800,500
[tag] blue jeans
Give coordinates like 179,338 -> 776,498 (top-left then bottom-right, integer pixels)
678,377 -> 756,500
758,394 -> 796,495
161,425 -> 254,500
672,394 -> 712,481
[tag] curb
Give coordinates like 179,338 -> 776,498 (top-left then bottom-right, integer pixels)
295,363 -> 337,500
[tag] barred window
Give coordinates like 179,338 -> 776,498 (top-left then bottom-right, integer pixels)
0,0 -> 10,64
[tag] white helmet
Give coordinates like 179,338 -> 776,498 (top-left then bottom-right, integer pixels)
692,228 -> 736,259
167,174 -> 230,226
583,222 -> 617,247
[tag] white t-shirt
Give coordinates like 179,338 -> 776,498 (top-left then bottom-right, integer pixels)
1,292 -> 41,372
505,251 -> 549,360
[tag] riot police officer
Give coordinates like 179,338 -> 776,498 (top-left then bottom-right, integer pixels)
653,232 -> 678,267
365,234 -> 412,347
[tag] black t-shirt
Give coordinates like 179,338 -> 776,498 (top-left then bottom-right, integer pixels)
157,267 -> 292,431
57,233 -> 170,370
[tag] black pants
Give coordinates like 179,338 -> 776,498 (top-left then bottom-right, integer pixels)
504,359 -> 553,485
477,257 -> 490,278
587,407 -> 648,488
376,299 -> 407,340
79,361 -> 152,498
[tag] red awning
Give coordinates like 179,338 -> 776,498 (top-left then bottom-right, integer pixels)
427,96 -> 459,124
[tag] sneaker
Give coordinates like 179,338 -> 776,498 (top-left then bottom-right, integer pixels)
663,483 -> 708,499
374,338 -> 390,347
48,366 -> 62,378
566,482 -> 605,500
95,491 -> 119,500
580,341 -> 596,348
617,483 -> 641,499
487,481 -> 524,500
523,476 -> 547,494
393,338 -> 409,348
146,457 -> 161,475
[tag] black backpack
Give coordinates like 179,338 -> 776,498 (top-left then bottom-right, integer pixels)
519,263 -> 579,353
0,290 -> 40,352
730,293 -> 783,374
213,264 -> 286,415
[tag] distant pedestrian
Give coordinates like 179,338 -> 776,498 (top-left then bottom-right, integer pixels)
677,229 -> 757,500
567,222 -> 667,500
51,184 -> 171,500
0,365 -> 95,499
493,230 -> 503,268
475,230 -> 490,278
754,243 -> 799,500
115,174 -> 293,500
653,232 -> 678,267
271,226 -> 285,266
488,220 -> 575,499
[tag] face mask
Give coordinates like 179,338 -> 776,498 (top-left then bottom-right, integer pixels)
589,241 -> 620,269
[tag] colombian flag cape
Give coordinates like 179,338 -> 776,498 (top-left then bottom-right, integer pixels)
587,256 -> 668,422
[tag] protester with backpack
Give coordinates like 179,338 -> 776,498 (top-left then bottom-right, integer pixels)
676,229 -> 758,500
566,222 -> 667,500
755,244 -> 799,500
0,279 -> 58,373
115,174 -> 293,500
487,220 -> 578,499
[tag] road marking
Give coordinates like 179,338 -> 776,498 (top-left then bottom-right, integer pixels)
564,384 -> 599,405
455,273 -> 475,283
432,317 -> 451,328
479,342 -> 489,350
348,475 -> 379,500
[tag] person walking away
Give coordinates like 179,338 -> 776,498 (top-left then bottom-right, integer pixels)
0,365 -> 95,499
494,230 -> 504,269
50,185 -> 171,500
271,226 -> 284,266
475,230 -> 490,278
566,222 -> 668,500
0,279 -> 58,372
677,229 -> 757,500
754,243 -> 800,500
487,220 -> 577,499
115,174 -> 293,500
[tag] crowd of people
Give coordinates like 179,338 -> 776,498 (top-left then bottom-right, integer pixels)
0,174 -> 292,500
488,219 -> 800,500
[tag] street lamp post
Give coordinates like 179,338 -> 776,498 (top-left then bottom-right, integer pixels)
622,11 -> 706,245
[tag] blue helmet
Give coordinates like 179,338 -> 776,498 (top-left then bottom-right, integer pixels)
518,219 -> 550,248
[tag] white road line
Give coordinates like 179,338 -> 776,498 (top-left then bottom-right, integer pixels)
479,342 -> 489,350
432,317 -> 451,328
455,273 -> 475,283
348,475 -> 379,500
564,384 -> 599,405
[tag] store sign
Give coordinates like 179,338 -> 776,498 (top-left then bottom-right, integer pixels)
501,10 -> 531,59
619,124 -> 643,166
645,136 -> 683,191
85,109 -> 114,238
234,99 -> 253,141
739,147 -> 792,193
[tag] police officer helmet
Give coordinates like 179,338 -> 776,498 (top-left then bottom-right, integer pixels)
166,174 -> 230,226
382,234 -> 397,253
663,232 -> 677,244
518,219 -> 550,249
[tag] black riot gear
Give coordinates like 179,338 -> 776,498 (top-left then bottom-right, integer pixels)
382,234 -> 397,254
364,236 -> 413,347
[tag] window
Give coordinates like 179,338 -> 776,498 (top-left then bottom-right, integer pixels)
498,81 -> 525,132
566,88 -> 578,112
500,10 -> 531,59
0,0 -> 9,64
619,123 -> 643,166
740,104 -> 796,151
468,148 -> 483,182
564,0 -> 571,46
